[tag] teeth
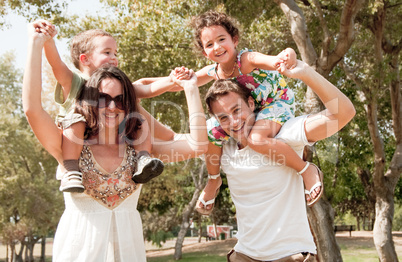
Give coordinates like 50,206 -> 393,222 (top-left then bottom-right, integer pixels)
232,123 -> 244,132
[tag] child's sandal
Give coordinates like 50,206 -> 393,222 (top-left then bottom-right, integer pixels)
196,174 -> 221,216
298,162 -> 324,207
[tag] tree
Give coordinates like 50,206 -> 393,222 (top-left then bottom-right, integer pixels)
339,1 -> 401,260
0,0 -> 68,28
0,52 -> 63,262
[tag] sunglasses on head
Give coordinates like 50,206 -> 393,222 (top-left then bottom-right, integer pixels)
98,93 -> 124,110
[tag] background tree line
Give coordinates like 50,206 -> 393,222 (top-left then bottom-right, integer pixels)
0,0 -> 400,261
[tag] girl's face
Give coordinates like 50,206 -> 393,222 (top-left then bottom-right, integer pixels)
200,25 -> 238,64
98,77 -> 125,131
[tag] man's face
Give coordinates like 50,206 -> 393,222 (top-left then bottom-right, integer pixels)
210,92 -> 255,147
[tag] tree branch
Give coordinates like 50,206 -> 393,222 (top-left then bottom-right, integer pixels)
327,0 -> 365,73
310,0 -> 331,59
274,0 -> 317,67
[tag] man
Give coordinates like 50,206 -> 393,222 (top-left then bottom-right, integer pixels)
204,61 -> 355,262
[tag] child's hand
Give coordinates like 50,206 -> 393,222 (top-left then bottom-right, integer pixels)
171,66 -> 192,81
275,48 -> 297,73
171,68 -> 197,90
27,20 -> 56,44
32,20 -> 57,39
280,59 -> 310,80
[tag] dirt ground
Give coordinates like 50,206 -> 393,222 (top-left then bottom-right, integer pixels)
146,231 -> 402,258
0,231 -> 401,260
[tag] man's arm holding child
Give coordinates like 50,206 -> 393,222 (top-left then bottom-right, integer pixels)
282,61 -> 355,142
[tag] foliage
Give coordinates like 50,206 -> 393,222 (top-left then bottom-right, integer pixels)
0,0 -> 69,28
0,52 -> 63,260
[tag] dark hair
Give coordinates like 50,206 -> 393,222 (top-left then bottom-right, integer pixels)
205,79 -> 251,115
191,10 -> 240,53
75,66 -> 142,141
70,29 -> 114,70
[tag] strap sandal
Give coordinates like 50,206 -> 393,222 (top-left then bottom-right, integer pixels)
298,162 -> 324,207
195,174 -> 221,216
60,171 -> 85,193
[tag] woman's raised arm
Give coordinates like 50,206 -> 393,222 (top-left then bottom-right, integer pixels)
152,72 -> 208,162
22,22 -> 63,163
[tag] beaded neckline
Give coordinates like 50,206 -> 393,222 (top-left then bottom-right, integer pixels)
79,144 -> 139,209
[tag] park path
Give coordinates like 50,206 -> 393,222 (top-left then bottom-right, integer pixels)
0,231 -> 401,260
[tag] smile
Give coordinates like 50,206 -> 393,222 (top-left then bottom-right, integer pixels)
215,50 -> 226,57
104,113 -> 119,119
231,122 -> 245,133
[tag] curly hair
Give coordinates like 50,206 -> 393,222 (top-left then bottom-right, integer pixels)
191,10 -> 240,53
205,79 -> 251,115
70,29 -> 114,70
74,66 -> 142,142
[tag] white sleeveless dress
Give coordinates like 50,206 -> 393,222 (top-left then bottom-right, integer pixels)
53,145 -> 146,262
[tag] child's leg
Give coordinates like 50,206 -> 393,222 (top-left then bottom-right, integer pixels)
196,142 -> 223,215
196,117 -> 228,215
132,117 -> 164,183
248,119 -> 322,202
61,121 -> 86,193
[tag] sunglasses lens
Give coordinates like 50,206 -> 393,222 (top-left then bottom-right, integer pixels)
99,93 -> 124,110
114,95 -> 124,110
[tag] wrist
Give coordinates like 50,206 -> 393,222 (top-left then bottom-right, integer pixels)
28,38 -> 46,49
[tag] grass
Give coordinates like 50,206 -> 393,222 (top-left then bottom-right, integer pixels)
147,235 -> 402,262
148,253 -> 226,262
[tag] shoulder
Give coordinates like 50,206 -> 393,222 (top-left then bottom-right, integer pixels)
276,116 -> 314,148
196,64 -> 217,83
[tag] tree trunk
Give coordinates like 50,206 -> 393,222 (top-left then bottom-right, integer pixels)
275,1 -> 367,260
368,3 -> 401,260
40,236 -> 46,262
174,162 -> 206,260
173,186 -> 202,260
307,200 -> 342,262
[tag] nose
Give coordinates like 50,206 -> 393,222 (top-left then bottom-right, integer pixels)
230,115 -> 240,126
213,42 -> 221,50
107,100 -> 117,110
110,54 -> 118,66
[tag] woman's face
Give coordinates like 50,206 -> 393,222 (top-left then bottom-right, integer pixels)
98,77 -> 125,131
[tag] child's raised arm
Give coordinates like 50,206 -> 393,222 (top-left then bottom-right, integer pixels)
33,20 -> 74,102
134,76 -> 176,98
242,47 -> 297,74
134,67 -> 191,98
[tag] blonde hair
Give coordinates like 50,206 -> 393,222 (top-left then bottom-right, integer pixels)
70,29 -> 114,70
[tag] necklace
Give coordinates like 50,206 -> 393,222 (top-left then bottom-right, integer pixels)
219,61 -> 238,78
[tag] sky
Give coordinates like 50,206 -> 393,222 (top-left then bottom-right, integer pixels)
0,0 -> 107,70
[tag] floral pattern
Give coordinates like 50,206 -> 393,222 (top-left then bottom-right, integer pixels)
79,144 -> 138,209
207,48 -> 295,147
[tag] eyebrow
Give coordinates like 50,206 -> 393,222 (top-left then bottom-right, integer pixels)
215,104 -> 240,118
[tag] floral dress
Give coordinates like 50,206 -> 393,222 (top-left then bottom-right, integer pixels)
207,48 -> 295,146
53,144 -> 146,262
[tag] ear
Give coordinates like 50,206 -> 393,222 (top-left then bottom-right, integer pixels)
233,35 -> 239,47
247,96 -> 255,111
202,50 -> 208,58
79,54 -> 90,66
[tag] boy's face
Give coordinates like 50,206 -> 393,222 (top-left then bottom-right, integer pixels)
87,36 -> 118,72
200,25 -> 238,64
210,92 -> 255,147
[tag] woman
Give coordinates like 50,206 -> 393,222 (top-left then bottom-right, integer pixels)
23,24 -> 207,261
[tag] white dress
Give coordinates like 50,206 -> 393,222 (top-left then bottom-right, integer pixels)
53,145 -> 147,262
